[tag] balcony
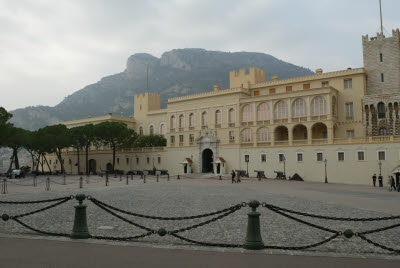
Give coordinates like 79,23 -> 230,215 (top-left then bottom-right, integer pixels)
229,139 -> 235,144
170,129 -> 175,133
179,142 -> 184,146
241,122 -> 254,126
257,120 -> 270,125
179,128 -> 184,132
292,117 -> 307,123
228,123 -> 235,128
292,139 -> 308,145
215,124 -> 221,128
274,141 -> 289,146
189,127 -> 195,130
312,139 -> 328,145
274,119 -> 288,124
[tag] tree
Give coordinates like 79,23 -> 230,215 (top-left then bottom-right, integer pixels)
37,124 -> 72,174
94,122 -> 137,172
134,134 -> 166,147
3,127 -> 30,172
0,107 -> 13,148
70,124 -> 96,175
0,107 -> 12,123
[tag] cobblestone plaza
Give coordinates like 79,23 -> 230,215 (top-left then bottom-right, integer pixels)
0,175 -> 399,259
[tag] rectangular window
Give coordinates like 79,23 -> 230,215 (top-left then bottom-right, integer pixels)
62,159 -> 65,164
158,157 -> 161,164
279,153 -> 285,162
346,130 -> 355,138
286,86 -> 292,92
303,83 -> 310,90
179,135 -> 184,143
260,153 -> 267,162
55,160 -> 58,164
380,53 -> 383,62
49,160 -> 52,164
126,158 -> 129,165
170,136 -> 175,144
344,79 -> 352,89
297,152 -> 303,162
189,134 -> 194,143
345,103 -> 354,119
229,131 -> 235,140
337,152 -> 345,161
357,151 -> 365,161
254,90 -> 260,96
378,151 -> 386,161
244,154 -> 250,163
269,88 -> 276,94
316,152 -> 323,162
136,158 -> 139,165
381,73 -> 384,82
69,159 -> 72,165
322,81 -> 329,88
116,158 -> 119,165
147,157 -> 150,164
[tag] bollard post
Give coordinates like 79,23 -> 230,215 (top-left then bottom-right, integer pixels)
33,176 -> 37,187
79,177 -> 83,188
131,174 -> 133,180
177,175 -> 180,180
120,174 -> 122,181
157,174 -> 159,182
106,172 -> 108,183
126,174 -> 128,181
126,176 -> 129,185
63,174 -> 66,185
167,174 -> 170,181
219,175 -> 222,180
1,179 -> 7,194
45,178 -> 50,191
105,176 -> 109,186
243,200 -> 264,250
143,175 -> 146,183
71,194 -> 90,239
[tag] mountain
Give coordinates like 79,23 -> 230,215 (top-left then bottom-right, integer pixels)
10,49 -> 313,130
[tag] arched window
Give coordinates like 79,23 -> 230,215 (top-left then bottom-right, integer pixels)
257,103 -> 270,121
311,96 -> 327,116
274,100 -> 288,119
189,113 -> 195,127
170,116 -> 176,129
378,102 -> 385,118
139,126 -> 143,136
149,125 -> 154,135
241,128 -> 252,143
229,108 -> 236,124
179,114 -> 184,128
160,124 -> 166,137
202,111 -> 208,126
215,110 -> 222,125
242,104 -> 253,122
292,99 -> 306,118
257,128 -> 269,142
379,127 -> 387,136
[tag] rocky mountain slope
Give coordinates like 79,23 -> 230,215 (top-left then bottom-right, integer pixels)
10,49 -> 313,130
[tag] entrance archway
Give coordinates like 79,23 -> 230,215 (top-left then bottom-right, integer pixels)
106,163 -> 113,172
89,159 -> 96,174
202,149 -> 214,173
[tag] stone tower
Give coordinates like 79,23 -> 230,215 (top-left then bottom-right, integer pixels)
362,29 -> 400,95
134,93 -> 161,120
362,29 -> 400,136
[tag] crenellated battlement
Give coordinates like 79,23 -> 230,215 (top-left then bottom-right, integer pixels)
229,67 -> 266,88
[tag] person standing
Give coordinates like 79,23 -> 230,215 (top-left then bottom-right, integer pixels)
378,174 -> 383,187
390,176 -> 396,191
231,170 -> 236,183
236,170 -> 241,183
372,173 -> 377,187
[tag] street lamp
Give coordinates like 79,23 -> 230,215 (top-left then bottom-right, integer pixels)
378,161 -> 382,176
324,159 -> 328,183
282,155 -> 286,179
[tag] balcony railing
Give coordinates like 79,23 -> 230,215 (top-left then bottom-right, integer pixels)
215,124 -> 221,128
189,127 -> 195,130
179,128 -> 184,132
274,140 -> 289,146
257,120 -> 271,125
292,139 -> 308,145
228,123 -> 235,127
274,119 -> 288,124
241,122 -> 254,126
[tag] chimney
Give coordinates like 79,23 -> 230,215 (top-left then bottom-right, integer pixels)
272,74 -> 279,81
315,68 -> 323,74
213,85 -> 220,91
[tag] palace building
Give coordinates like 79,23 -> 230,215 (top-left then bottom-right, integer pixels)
51,29 -> 400,185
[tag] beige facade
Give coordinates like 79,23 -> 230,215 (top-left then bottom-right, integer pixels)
50,29 -> 400,185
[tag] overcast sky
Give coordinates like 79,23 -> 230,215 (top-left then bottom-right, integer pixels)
1,0 -> 399,111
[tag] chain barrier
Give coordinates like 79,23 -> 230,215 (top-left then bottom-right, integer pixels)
263,233 -> 340,251
90,198 -> 155,233
91,231 -> 154,241
0,196 -> 72,204
89,198 -> 243,221
170,233 -> 242,248
12,218 -> 70,237
12,197 -> 72,219
262,202 -> 400,221
261,202 -> 400,253
79,177 -> 83,188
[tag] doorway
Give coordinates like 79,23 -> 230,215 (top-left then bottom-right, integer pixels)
89,159 -> 96,174
202,149 -> 213,173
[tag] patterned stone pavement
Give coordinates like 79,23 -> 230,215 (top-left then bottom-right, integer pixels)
0,174 -> 399,259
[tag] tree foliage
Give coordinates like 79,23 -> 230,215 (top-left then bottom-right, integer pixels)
134,134 -> 166,147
